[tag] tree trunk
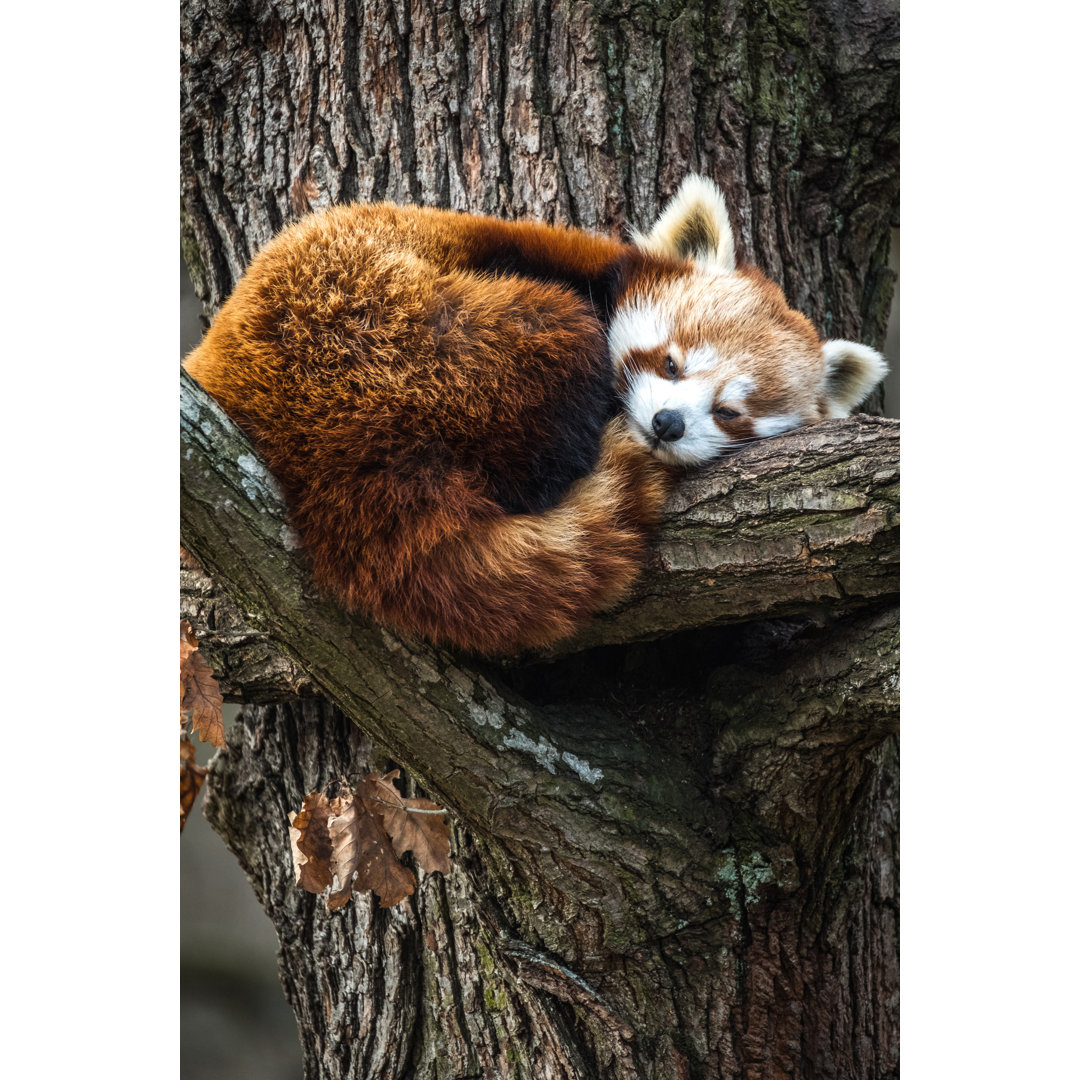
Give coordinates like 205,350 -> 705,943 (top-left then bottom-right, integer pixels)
181,2 -> 899,1077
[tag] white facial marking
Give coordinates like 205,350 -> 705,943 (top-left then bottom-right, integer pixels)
720,374 -> 757,401
607,302 -> 671,366
623,371 -> 729,465
683,343 -> 720,376
753,413 -> 804,438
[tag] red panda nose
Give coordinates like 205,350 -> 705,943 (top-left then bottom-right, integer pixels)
652,409 -> 685,442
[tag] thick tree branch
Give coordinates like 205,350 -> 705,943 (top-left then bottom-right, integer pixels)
182,367 -> 897,938
182,368 -> 897,690
545,414 -> 897,654
183,367 -> 725,940
710,606 -> 899,860
181,551 -> 313,701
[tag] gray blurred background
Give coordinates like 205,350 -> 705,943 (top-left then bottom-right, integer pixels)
179,229 -> 898,1077
181,254 -> 302,1076
180,703 -> 301,1079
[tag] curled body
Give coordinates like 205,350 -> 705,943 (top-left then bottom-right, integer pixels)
185,176 -> 885,655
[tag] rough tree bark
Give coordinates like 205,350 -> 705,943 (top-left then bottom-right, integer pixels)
181,2 -> 899,1078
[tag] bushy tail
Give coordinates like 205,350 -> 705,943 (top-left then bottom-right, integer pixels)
307,418 -> 674,657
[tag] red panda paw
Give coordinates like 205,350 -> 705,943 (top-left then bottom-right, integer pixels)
594,416 -> 678,527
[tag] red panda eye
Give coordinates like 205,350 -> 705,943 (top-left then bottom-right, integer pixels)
665,355 -> 678,378
714,406 -> 741,420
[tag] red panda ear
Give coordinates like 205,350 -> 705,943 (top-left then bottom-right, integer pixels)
632,175 -> 737,273
821,340 -> 888,417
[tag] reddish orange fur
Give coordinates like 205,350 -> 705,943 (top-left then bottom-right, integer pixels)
185,186 -> 885,654
185,203 -> 675,656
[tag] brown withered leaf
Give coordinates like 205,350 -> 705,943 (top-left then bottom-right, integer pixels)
180,736 -> 197,765
288,792 -> 341,895
289,774 -> 450,909
181,619 -> 199,709
377,797 -> 451,875
367,768 -> 406,800
182,650 -> 226,748
180,736 -> 207,832
327,797 -> 416,910
180,619 -> 199,664
359,771 -> 451,875
357,770 -> 406,813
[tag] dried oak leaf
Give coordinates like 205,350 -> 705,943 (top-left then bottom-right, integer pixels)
360,772 -> 451,876
180,546 -> 202,571
288,792 -> 342,895
181,649 -> 226,748
360,769 -> 406,808
328,795 -> 416,910
380,798 -> 451,875
180,619 -> 199,664
180,736 -> 208,832
180,619 -> 199,710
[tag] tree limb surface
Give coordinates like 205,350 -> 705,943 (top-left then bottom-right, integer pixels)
181,362 -> 898,877
183,366 -> 898,1078
203,648 -> 898,1080
182,368 -> 896,692
551,413 -> 897,654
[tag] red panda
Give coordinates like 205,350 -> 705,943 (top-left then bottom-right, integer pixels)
184,175 -> 886,656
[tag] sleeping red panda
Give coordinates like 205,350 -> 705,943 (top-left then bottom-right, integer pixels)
184,175 -> 885,656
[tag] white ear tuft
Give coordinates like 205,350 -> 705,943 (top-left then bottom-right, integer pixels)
821,340 -> 888,417
632,175 -> 737,273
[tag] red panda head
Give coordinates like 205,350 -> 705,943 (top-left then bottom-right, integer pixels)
610,175 -> 888,466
